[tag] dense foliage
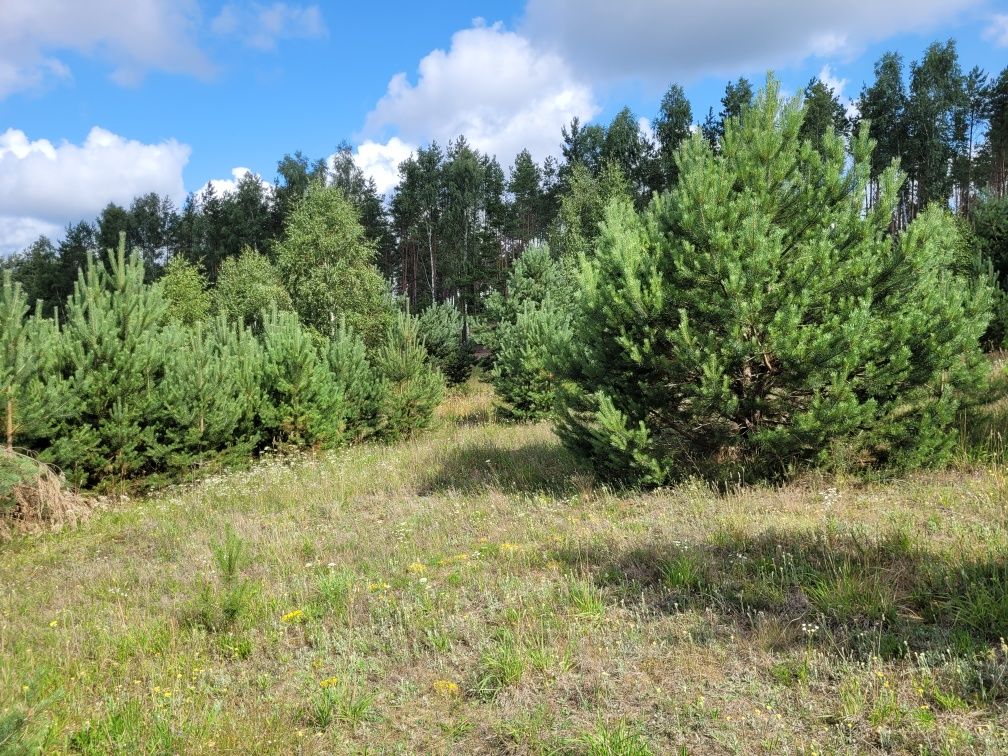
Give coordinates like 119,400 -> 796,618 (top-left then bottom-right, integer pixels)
485,245 -> 574,420
416,301 -> 473,386
1,235 -> 443,489
555,78 -> 993,485
2,37 -> 1006,492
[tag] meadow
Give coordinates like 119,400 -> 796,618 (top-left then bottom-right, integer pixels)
1,379 -> 1007,754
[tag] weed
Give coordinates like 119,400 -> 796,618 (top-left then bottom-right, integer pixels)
581,721 -> 653,756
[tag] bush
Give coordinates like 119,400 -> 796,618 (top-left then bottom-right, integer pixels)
416,301 -> 473,385
555,76 -> 992,486
485,245 -> 574,420
373,312 -> 444,440
974,194 -> 1008,285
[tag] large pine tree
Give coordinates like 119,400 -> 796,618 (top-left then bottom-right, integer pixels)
556,76 -> 992,485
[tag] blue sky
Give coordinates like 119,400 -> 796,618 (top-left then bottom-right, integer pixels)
1,0 -> 1007,253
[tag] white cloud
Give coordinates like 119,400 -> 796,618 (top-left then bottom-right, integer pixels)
983,14 -> 1008,47
211,3 -> 327,51
363,21 -> 598,166
0,217 -> 62,256
0,0 -> 211,98
0,127 -> 190,254
351,138 -> 416,196
195,166 -> 273,198
816,64 -> 858,119
523,0 -> 982,80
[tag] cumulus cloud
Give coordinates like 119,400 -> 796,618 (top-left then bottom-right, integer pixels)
984,14 -> 1008,47
0,0 -> 211,98
0,127 -> 190,254
523,0 -> 982,80
816,65 -> 858,119
211,3 -> 327,51
195,166 -> 273,198
363,21 -> 598,167
349,138 -> 416,196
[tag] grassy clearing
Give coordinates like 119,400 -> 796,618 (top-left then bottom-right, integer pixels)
2,380 -> 1008,754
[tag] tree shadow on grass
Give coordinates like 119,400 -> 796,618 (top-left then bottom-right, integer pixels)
554,526 -> 1008,687
419,439 -> 587,496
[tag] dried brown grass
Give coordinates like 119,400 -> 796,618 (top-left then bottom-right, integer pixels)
0,452 -> 97,538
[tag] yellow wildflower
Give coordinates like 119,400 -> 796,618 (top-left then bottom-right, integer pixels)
48,619 -> 58,628
319,676 -> 340,689
432,679 -> 460,698
407,561 -> 427,574
438,553 -> 470,566
500,542 -> 521,553
368,581 -> 391,592
281,609 -> 304,623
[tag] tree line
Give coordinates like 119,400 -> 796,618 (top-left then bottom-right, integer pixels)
2,39 -> 1008,492
6,39 -> 1005,329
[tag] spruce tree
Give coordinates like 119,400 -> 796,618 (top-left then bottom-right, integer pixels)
556,76 -> 992,485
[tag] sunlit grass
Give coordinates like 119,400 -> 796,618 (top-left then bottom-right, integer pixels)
2,378 -> 1008,753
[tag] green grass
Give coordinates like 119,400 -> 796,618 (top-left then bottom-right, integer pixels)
2,379 -> 1008,753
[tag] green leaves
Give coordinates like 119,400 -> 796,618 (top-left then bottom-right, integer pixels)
274,184 -> 393,347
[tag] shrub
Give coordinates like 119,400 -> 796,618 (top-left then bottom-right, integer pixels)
485,245 -> 574,420
555,76 -> 992,486
974,193 -> 1008,285
373,312 -> 444,440
416,301 -> 473,385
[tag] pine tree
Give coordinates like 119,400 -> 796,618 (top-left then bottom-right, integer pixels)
858,52 -> 909,214
44,234 -> 169,485
373,313 -> 444,441
485,245 -> 575,420
259,309 -> 346,449
156,316 -> 263,470
326,319 -> 382,442
416,301 -> 473,386
0,272 -> 55,451
555,76 -> 992,485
